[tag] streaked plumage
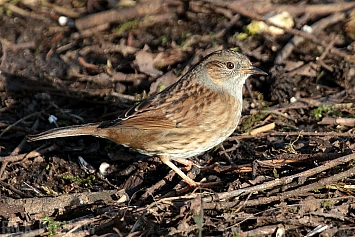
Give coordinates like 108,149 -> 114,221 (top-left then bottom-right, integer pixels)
28,49 -> 266,186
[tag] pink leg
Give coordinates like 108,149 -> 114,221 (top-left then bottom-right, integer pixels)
170,158 -> 200,171
159,156 -> 199,187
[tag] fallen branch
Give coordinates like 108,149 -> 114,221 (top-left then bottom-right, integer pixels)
0,189 -> 127,217
202,152 -> 355,202
75,0 -> 184,31
275,13 -> 345,64
205,0 -> 353,61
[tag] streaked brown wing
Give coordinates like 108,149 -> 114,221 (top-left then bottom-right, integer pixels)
119,82 -> 222,129
119,109 -> 178,129
98,91 -> 179,129
100,72 -> 222,130
99,97 -> 160,128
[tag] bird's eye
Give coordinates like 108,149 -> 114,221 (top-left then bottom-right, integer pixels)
226,62 -> 234,69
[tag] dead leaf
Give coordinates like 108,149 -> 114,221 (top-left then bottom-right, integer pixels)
135,49 -> 163,77
153,48 -> 190,68
149,71 -> 178,96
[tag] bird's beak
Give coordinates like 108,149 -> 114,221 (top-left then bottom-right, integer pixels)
241,66 -> 268,75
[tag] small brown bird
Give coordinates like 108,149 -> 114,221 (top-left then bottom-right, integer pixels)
28,49 -> 267,187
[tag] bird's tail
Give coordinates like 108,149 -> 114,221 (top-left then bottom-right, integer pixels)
27,123 -> 101,142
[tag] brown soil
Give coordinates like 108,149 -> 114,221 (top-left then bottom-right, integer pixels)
1,0 -> 355,236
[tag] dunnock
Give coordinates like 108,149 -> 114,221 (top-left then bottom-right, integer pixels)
28,49 -> 267,187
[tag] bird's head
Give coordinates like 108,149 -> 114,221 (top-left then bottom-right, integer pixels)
198,49 -> 267,99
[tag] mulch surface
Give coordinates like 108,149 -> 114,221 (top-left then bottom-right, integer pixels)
1,0 -> 355,236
